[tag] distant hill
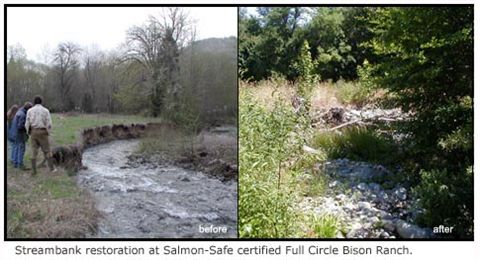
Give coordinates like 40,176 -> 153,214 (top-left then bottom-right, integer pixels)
182,36 -> 237,58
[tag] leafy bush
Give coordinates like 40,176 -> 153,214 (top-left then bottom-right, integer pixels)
239,90 -> 299,238
363,7 -> 473,166
292,40 -> 318,114
239,88 -> 335,238
363,7 -> 473,237
312,126 -> 398,165
413,166 -> 473,238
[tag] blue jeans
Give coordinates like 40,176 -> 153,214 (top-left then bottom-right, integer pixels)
8,140 -> 13,163
7,124 -> 13,163
12,139 -> 26,168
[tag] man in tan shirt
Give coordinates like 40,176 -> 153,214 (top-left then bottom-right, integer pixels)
25,95 -> 56,175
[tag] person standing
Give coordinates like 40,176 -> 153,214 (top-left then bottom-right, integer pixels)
6,104 -> 19,165
9,102 -> 32,170
25,95 -> 56,175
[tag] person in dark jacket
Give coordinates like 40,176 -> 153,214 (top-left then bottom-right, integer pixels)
9,102 -> 33,169
6,104 -> 19,164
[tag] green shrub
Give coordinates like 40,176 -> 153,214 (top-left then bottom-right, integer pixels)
312,126 -> 398,165
240,88 -> 334,238
291,40 -> 319,115
239,90 -> 300,238
413,166 -> 473,238
362,7 -> 473,238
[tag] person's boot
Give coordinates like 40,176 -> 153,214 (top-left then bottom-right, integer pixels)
47,158 -> 57,173
31,159 -> 37,176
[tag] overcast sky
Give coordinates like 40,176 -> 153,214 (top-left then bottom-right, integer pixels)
7,7 -> 237,62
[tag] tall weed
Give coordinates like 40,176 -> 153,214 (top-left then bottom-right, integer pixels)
239,90 -> 300,237
239,88 -> 336,238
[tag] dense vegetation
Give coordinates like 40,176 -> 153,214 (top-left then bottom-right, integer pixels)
240,6 -> 473,238
240,87 -> 342,238
239,7 -> 375,82
364,7 -> 473,236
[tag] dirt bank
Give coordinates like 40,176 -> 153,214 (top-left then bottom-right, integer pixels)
130,125 -> 238,182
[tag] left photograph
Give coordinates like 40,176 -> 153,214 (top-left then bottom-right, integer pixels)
5,6 -> 238,239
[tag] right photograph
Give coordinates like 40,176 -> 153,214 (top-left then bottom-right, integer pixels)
238,6 -> 473,239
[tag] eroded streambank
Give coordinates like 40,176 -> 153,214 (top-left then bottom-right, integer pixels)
78,139 -> 237,238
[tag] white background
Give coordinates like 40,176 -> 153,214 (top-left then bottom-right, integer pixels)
1,1 -> 478,260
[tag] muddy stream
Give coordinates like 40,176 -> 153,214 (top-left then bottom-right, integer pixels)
77,140 -> 237,238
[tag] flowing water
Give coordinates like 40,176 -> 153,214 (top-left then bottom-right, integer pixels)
77,140 -> 237,238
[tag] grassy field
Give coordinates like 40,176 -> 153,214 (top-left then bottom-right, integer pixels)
51,113 -> 163,145
6,113 -> 162,238
240,80 -> 340,111
239,79 -> 374,112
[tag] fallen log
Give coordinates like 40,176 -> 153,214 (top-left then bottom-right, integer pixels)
327,119 -> 361,131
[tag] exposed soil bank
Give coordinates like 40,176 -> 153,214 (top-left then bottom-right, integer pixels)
129,125 -> 238,182
58,123 -> 237,183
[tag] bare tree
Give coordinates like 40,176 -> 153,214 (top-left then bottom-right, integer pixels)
83,45 -> 105,112
7,44 -> 27,63
53,42 -> 81,111
6,44 -> 27,106
104,50 -> 126,113
125,7 -> 194,117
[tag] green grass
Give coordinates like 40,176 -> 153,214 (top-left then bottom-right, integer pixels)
308,214 -> 343,238
301,174 -> 327,197
7,113 -> 160,238
334,80 -> 372,107
7,208 -> 27,237
36,176 -> 80,199
51,113 -> 163,145
312,126 -> 399,166
6,167 -> 99,238
239,89 -> 302,238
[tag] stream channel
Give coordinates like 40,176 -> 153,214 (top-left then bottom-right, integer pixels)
77,139 -> 237,238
